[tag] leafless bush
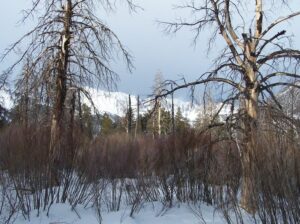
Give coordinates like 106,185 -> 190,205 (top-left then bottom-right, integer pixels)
250,127 -> 300,224
0,118 -> 299,223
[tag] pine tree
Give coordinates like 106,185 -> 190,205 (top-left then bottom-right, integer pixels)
175,107 -> 189,133
101,113 -> 113,136
161,108 -> 172,135
81,103 -> 93,138
140,111 -> 151,134
0,105 -> 8,129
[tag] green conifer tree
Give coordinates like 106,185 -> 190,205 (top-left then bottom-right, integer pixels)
175,107 -> 189,133
101,113 -> 113,136
81,103 -> 93,138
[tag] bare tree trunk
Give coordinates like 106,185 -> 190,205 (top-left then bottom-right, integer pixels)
22,67 -> 30,129
50,70 -> 67,160
68,90 -> 76,159
78,90 -> 83,132
127,94 -> 132,135
240,68 -> 259,213
171,88 -> 175,134
152,114 -> 155,138
240,0 -> 262,209
49,0 -> 72,180
158,103 -> 161,136
240,115 -> 258,214
135,95 -> 140,138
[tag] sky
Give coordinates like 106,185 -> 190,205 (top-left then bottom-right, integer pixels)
1,0 -> 300,100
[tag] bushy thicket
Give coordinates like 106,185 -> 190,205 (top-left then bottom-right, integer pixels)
0,116 -> 299,223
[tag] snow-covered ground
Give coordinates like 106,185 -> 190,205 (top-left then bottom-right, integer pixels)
13,202 -> 252,224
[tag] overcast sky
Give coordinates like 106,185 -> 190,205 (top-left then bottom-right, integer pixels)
1,0 -> 300,99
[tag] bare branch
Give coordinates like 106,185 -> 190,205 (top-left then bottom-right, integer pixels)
260,11 -> 300,38
257,49 -> 300,64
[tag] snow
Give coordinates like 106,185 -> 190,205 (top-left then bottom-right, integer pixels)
83,88 -> 204,122
13,202 -> 236,224
83,88 -> 237,124
85,89 -> 132,117
0,90 -> 13,109
0,87 -> 234,123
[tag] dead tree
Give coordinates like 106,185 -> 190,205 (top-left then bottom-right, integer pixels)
1,0 -> 135,166
152,72 -> 164,136
134,95 -> 140,138
127,94 -> 133,135
171,84 -> 175,134
158,0 -> 300,213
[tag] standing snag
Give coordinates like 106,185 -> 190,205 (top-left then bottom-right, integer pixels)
158,0 -> 300,213
1,0 -> 136,175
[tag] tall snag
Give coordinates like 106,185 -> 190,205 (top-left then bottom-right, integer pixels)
1,0 -> 136,170
50,0 -> 72,162
157,0 -> 300,213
